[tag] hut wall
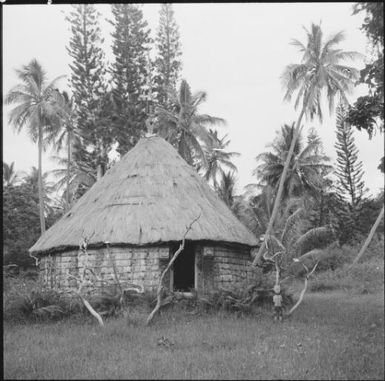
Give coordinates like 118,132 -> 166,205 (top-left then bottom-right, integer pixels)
199,245 -> 252,290
38,243 -> 253,292
39,246 -> 170,292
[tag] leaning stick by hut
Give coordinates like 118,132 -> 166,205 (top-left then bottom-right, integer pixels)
30,136 -> 258,292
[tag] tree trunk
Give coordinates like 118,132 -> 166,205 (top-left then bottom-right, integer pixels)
252,106 -> 306,266
352,205 -> 384,265
96,164 -> 103,181
66,130 -> 71,210
38,126 -> 46,234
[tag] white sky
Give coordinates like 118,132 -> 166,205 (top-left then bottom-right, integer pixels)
2,3 -> 384,197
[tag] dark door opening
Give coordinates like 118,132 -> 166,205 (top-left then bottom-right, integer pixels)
172,242 -> 195,292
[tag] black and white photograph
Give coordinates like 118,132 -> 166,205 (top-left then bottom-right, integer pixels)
2,2 -> 384,379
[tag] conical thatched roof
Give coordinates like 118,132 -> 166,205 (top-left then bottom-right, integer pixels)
30,136 -> 258,254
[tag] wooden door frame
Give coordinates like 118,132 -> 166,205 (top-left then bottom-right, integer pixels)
169,244 -> 198,293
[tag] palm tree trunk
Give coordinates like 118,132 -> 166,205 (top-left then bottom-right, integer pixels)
252,106 -> 306,266
38,126 -> 46,234
352,205 -> 384,265
97,163 -> 103,180
66,131 -> 71,210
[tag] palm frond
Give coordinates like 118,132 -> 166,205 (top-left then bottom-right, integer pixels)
280,207 -> 305,246
321,31 -> 345,56
293,226 -> 332,256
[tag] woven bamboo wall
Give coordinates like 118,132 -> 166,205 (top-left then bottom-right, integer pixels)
39,244 -> 252,292
201,245 -> 252,290
39,246 -> 170,291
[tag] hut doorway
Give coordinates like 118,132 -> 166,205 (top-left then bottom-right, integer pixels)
171,242 -> 195,292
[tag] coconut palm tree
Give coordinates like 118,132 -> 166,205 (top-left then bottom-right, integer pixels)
51,155 -> 97,204
155,79 -> 225,167
45,90 -> 78,210
5,59 -> 64,233
23,166 -> 55,216
203,129 -> 240,187
253,123 -> 332,200
216,171 -> 236,209
253,23 -> 362,265
3,161 -> 20,187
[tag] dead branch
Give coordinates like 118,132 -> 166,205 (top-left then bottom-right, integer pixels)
287,261 -> 318,316
63,237 -> 145,326
146,214 -> 201,326
66,272 -> 105,327
29,252 -> 40,267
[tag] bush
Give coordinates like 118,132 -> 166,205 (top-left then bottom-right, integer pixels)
3,275 -> 82,323
315,234 -> 384,273
137,269 -> 294,317
309,258 -> 384,294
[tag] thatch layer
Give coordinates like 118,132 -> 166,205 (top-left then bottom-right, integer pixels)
30,136 -> 258,254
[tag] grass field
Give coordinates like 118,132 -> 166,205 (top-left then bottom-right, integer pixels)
4,288 -> 384,380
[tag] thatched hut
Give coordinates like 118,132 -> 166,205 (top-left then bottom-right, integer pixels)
30,136 -> 258,292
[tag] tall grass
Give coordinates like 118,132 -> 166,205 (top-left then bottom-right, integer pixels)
4,291 -> 384,380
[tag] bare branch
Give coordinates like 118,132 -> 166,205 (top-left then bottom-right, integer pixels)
146,214 -> 201,326
287,260 -> 319,316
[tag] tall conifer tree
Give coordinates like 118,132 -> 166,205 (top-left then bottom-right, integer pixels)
154,4 -> 182,107
109,4 -> 152,154
335,102 -> 366,208
66,4 -> 113,182
334,101 -> 367,242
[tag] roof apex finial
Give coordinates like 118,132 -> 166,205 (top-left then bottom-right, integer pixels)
145,109 -> 157,138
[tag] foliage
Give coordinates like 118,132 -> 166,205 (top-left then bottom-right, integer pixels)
215,171 -> 236,209
51,155 -> 96,207
66,5 -> 114,182
3,275 -> 81,323
3,182 -> 61,268
334,101 -> 368,243
194,278 -> 293,315
335,102 -> 366,207
282,23 -> 361,122
250,194 -> 335,277
109,3 -> 152,155
3,184 -> 40,268
4,59 -> 63,143
254,123 -> 332,200
355,191 -> 384,236
45,90 -> 79,208
309,257 -> 384,294
66,4 -> 107,125
203,129 -> 240,187
23,166 -> 55,215
347,3 -> 384,140
154,3 -> 182,108
3,161 -> 21,187
346,94 -> 383,137
155,79 -> 225,167
4,59 -> 64,233
312,233 -> 384,273
255,23 -> 363,265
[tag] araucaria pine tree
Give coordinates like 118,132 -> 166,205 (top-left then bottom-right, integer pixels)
334,101 -> 367,242
154,3 -> 182,107
109,4 -> 152,155
66,4 -> 113,183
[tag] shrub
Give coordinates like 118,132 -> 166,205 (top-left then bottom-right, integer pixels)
315,234 -> 384,273
3,275 -> 81,323
309,258 -> 384,294
139,269 -> 294,316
